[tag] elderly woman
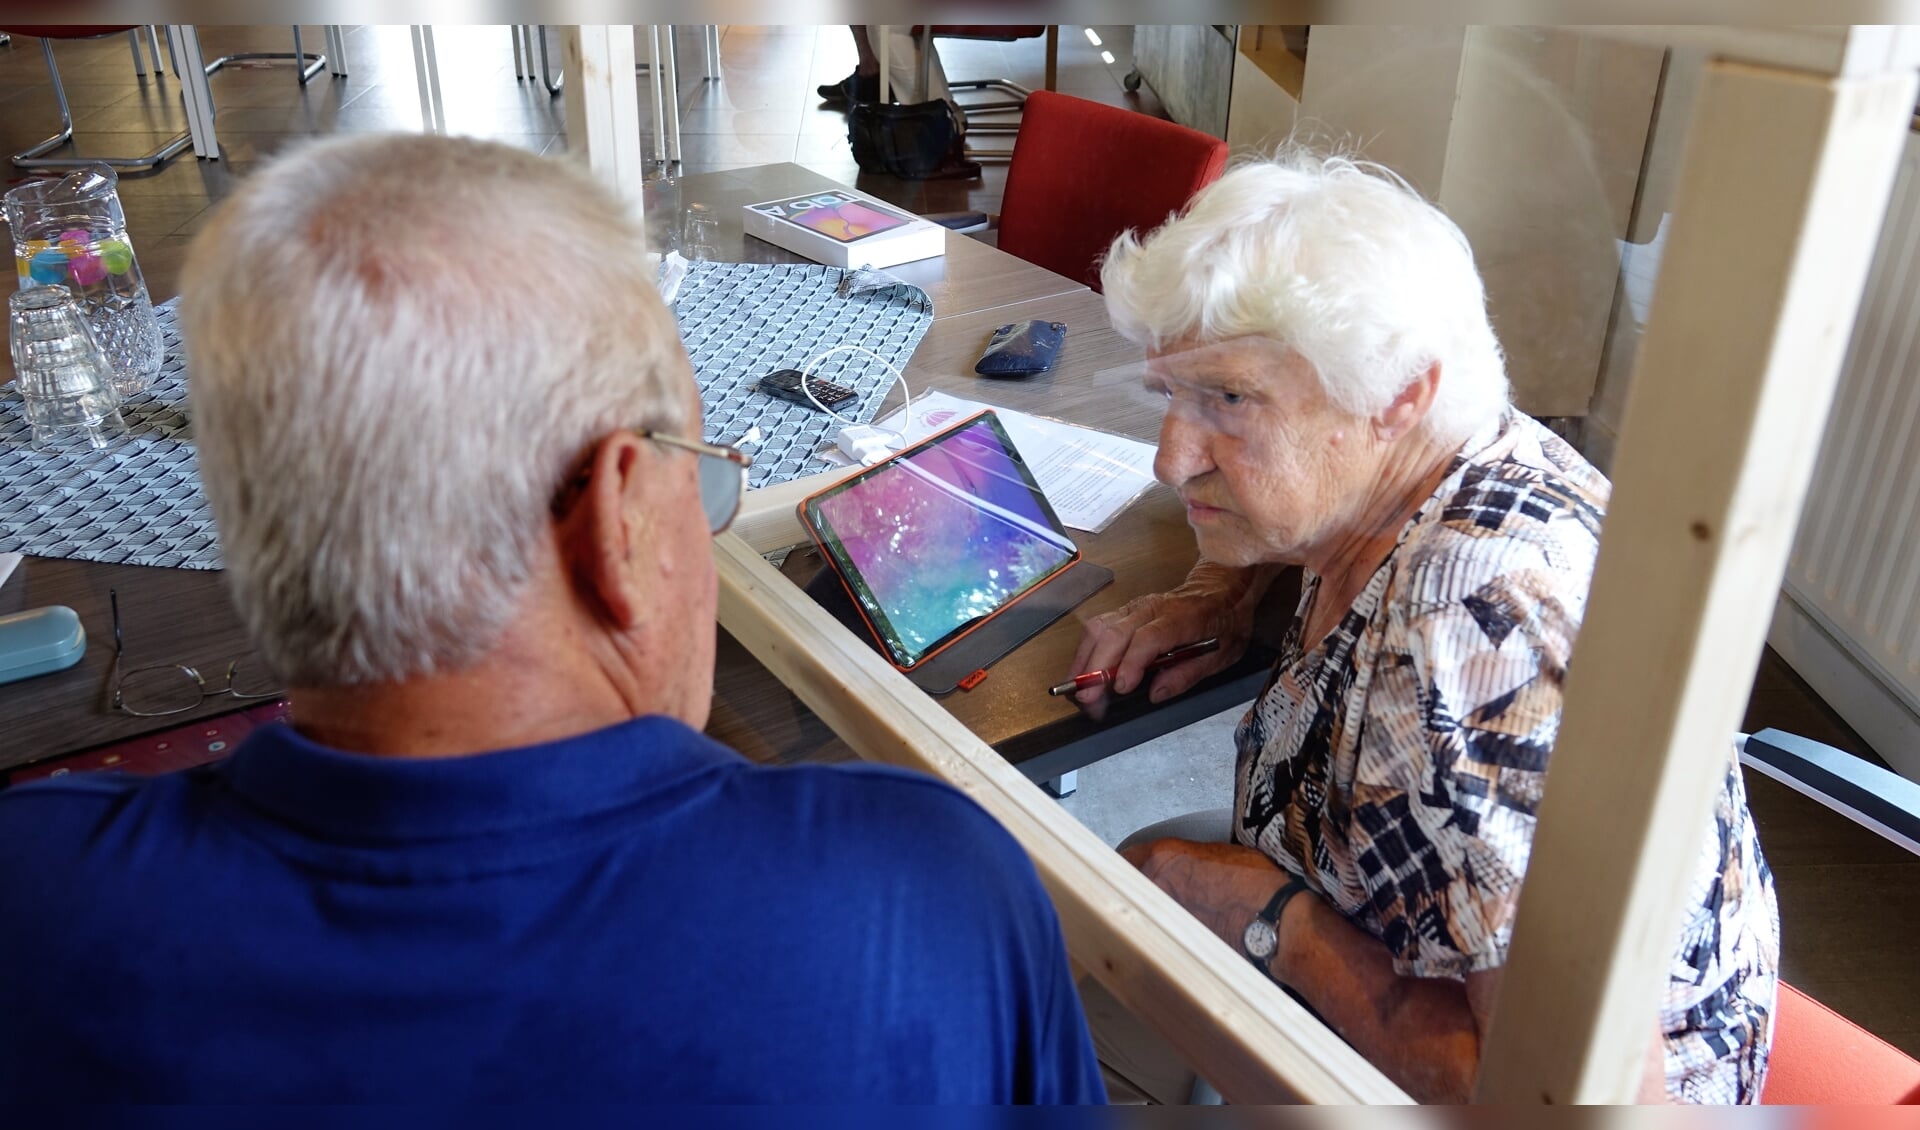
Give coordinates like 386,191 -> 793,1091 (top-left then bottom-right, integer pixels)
1071,151 -> 1780,1104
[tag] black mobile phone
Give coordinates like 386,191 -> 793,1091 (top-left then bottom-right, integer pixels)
758,369 -> 856,411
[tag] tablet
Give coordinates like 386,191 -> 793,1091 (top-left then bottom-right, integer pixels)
799,411 -> 1081,671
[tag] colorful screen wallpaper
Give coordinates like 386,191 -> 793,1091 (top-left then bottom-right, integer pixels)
753,191 -> 912,243
814,416 -> 1077,665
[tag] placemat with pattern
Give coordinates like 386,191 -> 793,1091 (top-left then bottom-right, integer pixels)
0,265 -> 933,569
0,299 -> 211,568
675,261 -> 931,488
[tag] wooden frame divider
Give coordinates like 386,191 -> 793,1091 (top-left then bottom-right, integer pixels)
1477,52 -> 1920,1104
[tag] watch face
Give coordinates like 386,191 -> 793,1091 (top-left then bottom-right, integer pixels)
1243,918 -> 1278,961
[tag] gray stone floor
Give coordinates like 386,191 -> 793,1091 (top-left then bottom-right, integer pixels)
1057,703 -> 1244,847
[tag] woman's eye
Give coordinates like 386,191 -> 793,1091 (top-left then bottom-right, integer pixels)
1217,389 -> 1245,406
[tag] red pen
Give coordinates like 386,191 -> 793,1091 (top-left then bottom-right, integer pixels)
1048,638 -> 1221,697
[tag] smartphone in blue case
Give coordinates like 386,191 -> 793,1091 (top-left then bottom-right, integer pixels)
975,320 -> 1066,378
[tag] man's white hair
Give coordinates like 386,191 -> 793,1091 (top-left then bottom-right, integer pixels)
1101,148 -> 1510,442
182,133 -> 688,688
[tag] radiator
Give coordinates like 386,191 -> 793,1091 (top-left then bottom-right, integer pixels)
1783,129 -> 1920,726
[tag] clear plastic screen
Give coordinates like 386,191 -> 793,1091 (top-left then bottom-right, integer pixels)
1096,336 -> 1305,445
809,413 -> 1079,667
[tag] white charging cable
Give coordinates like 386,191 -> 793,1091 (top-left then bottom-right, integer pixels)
798,343 -> 914,465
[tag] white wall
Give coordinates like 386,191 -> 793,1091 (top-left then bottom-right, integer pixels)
1282,27 -> 1663,418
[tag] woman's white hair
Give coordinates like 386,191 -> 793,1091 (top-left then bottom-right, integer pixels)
1101,147 -> 1510,442
181,133 -> 687,688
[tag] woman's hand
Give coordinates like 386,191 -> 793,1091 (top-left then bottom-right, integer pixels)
1068,562 -> 1272,710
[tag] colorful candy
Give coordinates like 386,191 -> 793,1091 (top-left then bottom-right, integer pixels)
98,239 -> 133,275
67,253 -> 107,287
15,232 -> 136,290
28,248 -> 68,284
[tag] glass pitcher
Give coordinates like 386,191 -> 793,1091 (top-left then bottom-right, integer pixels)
5,166 -> 164,396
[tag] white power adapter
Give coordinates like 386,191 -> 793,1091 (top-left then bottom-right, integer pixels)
799,343 -> 915,466
836,425 -> 900,465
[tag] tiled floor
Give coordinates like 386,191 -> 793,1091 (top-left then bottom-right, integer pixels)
3,22 -> 1915,1065
0,24 -> 1164,298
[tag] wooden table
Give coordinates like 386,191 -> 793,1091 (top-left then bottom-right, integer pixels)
0,163 -> 1277,785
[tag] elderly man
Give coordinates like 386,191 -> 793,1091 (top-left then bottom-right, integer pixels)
0,134 -> 1103,1103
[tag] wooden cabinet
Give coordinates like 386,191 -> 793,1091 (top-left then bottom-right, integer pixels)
1129,25 -> 1234,139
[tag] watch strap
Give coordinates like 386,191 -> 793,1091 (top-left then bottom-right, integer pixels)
1265,876 -> 1308,921
1252,876 -> 1308,946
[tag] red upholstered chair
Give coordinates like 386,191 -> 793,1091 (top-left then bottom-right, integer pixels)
0,26 -> 190,170
1739,730 -> 1920,1105
1762,982 -> 1920,1104
996,90 -> 1229,292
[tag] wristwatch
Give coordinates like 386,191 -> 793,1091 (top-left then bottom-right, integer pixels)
1243,877 -> 1308,967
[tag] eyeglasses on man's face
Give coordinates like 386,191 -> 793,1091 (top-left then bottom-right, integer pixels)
640,429 -> 752,534
109,589 -> 284,717
552,429 -> 753,536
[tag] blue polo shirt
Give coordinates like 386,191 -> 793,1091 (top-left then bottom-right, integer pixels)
0,716 -> 1105,1103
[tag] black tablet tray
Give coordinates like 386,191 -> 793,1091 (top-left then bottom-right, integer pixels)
803,560 -> 1114,696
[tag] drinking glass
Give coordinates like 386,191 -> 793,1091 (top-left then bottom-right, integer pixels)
8,285 -> 129,452
683,202 -> 721,262
5,165 -> 164,396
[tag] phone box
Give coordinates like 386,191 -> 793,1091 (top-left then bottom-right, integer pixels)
742,189 -> 945,269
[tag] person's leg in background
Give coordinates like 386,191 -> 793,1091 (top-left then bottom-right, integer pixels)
1078,809 -> 1234,1104
817,26 -> 880,104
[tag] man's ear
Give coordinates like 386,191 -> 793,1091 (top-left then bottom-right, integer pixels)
555,432 -> 654,631
1375,362 -> 1441,442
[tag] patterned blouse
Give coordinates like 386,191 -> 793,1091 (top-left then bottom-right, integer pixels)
1232,409 -> 1781,1103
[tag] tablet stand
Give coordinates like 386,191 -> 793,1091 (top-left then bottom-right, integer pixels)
803,561 -> 1114,695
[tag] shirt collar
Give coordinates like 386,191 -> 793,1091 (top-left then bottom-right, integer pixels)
218,715 -> 743,844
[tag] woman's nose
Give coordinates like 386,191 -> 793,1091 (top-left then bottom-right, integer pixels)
1154,411 -> 1213,486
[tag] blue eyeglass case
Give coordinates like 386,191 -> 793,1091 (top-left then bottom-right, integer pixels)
975,320 -> 1067,378
0,605 -> 87,686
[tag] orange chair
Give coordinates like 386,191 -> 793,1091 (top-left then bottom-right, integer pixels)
995,90 -> 1228,292
1762,982 -> 1920,1104
1741,730 -> 1920,1105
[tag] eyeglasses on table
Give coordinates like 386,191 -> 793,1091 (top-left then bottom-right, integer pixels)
108,588 -> 284,717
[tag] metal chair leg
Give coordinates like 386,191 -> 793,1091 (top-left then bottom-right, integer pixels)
702,24 -> 720,80
949,77 -> 1032,115
645,25 -> 668,169
411,25 -> 445,135
12,38 -> 192,170
534,25 -> 563,95
128,28 -> 146,77
323,25 -> 348,76
662,26 -> 681,167
146,25 -> 165,74
511,24 -> 527,79
203,24 -> 329,84
168,25 -> 219,159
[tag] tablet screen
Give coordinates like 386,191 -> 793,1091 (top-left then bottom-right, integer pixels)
805,412 -> 1079,668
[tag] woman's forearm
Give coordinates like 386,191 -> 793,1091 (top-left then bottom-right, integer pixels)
1130,838 -> 1487,1102
1271,893 -> 1483,1103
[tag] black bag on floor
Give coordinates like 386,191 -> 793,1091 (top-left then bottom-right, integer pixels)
849,97 -> 957,179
